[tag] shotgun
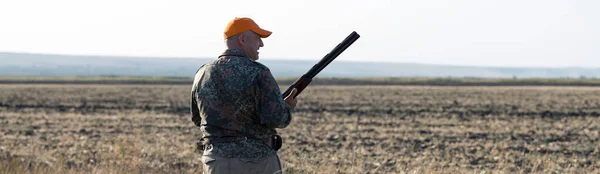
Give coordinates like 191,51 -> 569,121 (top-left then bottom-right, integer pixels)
282,31 -> 360,98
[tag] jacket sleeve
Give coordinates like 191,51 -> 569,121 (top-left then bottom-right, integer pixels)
256,69 -> 293,128
190,65 -> 205,127
191,86 -> 202,127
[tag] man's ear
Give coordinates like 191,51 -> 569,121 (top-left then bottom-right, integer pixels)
237,33 -> 245,45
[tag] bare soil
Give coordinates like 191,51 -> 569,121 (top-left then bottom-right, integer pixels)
1,84 -> 599,173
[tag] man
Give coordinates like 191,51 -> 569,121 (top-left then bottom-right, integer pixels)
191,17 -> 298,174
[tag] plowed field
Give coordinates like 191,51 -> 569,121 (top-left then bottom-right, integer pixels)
1,84 -> 599,173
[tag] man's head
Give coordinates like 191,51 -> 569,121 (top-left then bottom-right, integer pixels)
224,17 -> 272,60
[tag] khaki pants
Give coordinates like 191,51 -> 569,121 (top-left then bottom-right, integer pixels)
200,154 -> 283,174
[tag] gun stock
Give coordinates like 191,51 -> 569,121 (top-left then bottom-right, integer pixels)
282,31 -> 360,98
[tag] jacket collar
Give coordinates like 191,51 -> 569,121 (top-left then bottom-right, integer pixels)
219,49 -> 249,58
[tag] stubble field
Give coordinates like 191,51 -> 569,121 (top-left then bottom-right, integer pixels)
1,84 -> 600,173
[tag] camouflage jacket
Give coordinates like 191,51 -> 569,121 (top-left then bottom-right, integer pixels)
190,49 -> 293,158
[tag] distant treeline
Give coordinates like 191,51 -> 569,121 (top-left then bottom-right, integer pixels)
296,77 -> 600,86
0,76 -> 192,85
0,76 -> 600,86
1,76 -> 600,86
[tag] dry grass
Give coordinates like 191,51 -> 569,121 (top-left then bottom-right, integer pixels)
1,84 -> 599,173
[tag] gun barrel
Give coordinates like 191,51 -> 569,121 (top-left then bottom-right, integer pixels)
305,31 -> 361,78
282,31 -> 360,98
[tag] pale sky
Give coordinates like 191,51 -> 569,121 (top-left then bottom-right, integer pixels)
1,0 -> 598,67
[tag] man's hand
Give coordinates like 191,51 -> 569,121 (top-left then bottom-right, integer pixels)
284,88 -> 298,110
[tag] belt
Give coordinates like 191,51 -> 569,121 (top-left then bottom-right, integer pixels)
196,135 -> 282,151
203,136 -> 249,144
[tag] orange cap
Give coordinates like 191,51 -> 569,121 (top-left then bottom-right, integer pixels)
224,17 -> 272,39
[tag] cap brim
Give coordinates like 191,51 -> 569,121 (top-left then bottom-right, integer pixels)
252,28 -> 272,38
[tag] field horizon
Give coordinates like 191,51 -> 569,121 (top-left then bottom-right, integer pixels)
2,51 -> 600,78
1,76 -> 600,87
